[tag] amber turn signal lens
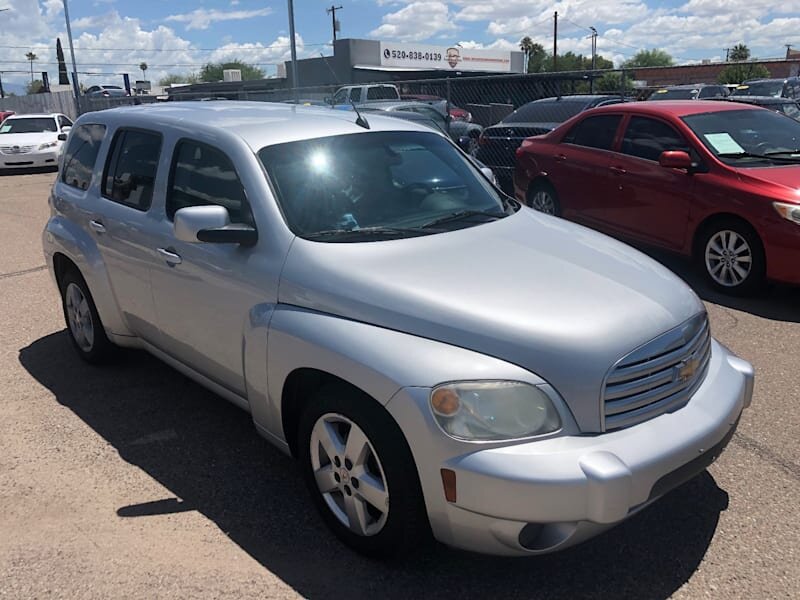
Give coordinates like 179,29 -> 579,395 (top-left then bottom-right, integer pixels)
431,387 -> 460,416
440,468 -> 457,502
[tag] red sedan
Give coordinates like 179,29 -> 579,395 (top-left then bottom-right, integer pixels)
514,101 -> 800,293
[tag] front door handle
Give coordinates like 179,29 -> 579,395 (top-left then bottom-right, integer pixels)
89,219 -> 106,234
156,247 -> 182,265
554,153 -> 567,162
609,166 -> 627,175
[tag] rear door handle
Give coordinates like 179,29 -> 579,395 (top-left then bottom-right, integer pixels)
156,247 -> 182,265
609,166 -> 627,175
554,154 -> 567,162
89,220 -> 106,234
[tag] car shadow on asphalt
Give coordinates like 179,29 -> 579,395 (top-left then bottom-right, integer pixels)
0,166 -> 58,177
19,331 -> 730,599
638,247 -> 800,323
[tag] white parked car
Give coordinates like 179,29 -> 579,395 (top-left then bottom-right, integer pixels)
0,113 -> 73,170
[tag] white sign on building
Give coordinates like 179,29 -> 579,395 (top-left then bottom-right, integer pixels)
379,42 -> 515,73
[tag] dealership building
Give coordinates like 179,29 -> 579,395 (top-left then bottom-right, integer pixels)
169,38 -> 526,98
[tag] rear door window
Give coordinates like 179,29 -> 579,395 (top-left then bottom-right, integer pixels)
61,124 -> 106,191
620,116 -> 689,161
166,139 -> 253,225
102,129 -> 162,211
563,115 -> 622,150
349,88 -> 363,103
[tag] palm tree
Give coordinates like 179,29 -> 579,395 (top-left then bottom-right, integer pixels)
25,51 -> 37,84
139,62 -> 148,80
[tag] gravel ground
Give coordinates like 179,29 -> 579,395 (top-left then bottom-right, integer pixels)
1,171 -> 798,598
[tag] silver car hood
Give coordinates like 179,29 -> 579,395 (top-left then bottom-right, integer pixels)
279,208 -> 704,431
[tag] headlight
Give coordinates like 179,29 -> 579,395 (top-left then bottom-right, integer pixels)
430,381 -> 561,441
773,201 -> 800,225
39,141 -> 57,150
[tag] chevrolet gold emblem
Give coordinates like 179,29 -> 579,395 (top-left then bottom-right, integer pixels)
675,356 -> 700,383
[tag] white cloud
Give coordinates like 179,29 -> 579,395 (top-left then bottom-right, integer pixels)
72,13 -> 120,30
208,35 -> 306,66
165,8 -> 273,32
369,2 -> 458,42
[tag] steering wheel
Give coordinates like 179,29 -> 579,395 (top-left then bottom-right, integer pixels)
402,181 -> 435,196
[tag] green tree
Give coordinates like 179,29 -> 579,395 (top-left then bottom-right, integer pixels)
26,79 -> 44,95
139,62 -> 148,79
595,72 -> 634,93
200,60 -> 264,82
158,73 -> 199,86
25,51 -> 37,83
623,48 -> 674,68
717,63 -> 770,84
728,44 -> 750,61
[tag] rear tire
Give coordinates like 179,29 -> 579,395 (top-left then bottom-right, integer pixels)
527,180 -> 561,216
60,268 -> 117,364
298,384 -> 429,558
696,218 -> 765,295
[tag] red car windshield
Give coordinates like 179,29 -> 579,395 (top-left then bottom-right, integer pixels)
682,109 -> 800,167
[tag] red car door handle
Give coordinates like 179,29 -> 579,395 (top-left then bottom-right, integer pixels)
609,166 -> 627,175
554,154 -> 567,161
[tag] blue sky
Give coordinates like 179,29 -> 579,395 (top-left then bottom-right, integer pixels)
1,0 -> 799,88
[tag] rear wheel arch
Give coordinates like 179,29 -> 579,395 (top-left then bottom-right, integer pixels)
526,178 -> 561,216
53,252 -> 81,291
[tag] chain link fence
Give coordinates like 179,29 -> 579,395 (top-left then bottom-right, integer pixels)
65,69 -> 636,192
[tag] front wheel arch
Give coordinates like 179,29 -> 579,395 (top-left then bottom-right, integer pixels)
692,214 -> 766,293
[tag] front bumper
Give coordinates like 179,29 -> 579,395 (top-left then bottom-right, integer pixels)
0,149 -> 59,169
386,340 -> 753,556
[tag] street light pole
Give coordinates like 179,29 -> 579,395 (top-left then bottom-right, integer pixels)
62,0 -> 81,114
287,0 -> 299,102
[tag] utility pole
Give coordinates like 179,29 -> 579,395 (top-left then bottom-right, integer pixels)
553,11 -> 558,71
287,0 -> 299,102
589,26 -> 597,93
62,0 -> 81,114
724,48 -> 730,61
326,5 -> 342,43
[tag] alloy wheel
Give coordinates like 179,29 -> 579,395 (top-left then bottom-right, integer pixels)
309,413 -> 390,537
65,282 -> 94,352
530,190 -> 556,215
705,229 -> 753,287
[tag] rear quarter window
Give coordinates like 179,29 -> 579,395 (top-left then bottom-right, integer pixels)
102,128 -> 162,211
563,115 -> 622,150
61,124 -> 107,191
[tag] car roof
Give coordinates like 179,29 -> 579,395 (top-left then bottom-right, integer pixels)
589,99 -> 761,117
655,83 -> 714,89
75,101 -> 440,149
532,94 -> 619,104
361,101 -> 442,110
726,96 -> 796,104
742,77 -> 794,83
5,113 -> 61,119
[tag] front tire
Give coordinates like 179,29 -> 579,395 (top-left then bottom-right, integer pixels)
60,269 -> 117,363
298,385 -> 429,558
697,219 -> 765,295
527,180 -> 561,216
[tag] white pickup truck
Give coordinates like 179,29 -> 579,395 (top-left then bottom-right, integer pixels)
329,84 -> 400,106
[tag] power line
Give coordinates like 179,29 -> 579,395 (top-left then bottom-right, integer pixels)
0,43 -> 333,52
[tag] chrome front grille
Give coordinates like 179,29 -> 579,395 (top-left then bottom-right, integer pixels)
602,313 -> 711,431
0,145 -> 35,155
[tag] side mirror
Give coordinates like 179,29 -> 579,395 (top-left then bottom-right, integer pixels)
480,166 -> 498,186
61,125 -> 71,134
659,150 -> 693,170
324,96 -> 332,105
174,205 -> 258,246
57,133 -> 68,141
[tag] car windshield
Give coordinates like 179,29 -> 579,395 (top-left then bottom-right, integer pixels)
503,101 -> 586,124
0,117 -> 57,134
650,88 -> 697,100
258,131 -> 508,241
682,109 -> 800,167
733,81 -> 784,97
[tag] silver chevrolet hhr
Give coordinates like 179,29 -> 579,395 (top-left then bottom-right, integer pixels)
43,102 -> 753,557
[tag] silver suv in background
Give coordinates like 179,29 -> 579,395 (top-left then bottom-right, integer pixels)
44,102 -> 753,558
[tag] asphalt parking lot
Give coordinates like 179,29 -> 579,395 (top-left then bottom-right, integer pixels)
1,171 -> 798,598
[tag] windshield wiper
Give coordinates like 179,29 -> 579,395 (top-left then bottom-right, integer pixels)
763,149 -> 800,157
420,209 -> 505,229
305,226 -> 431,240
717,151 -> 800,162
